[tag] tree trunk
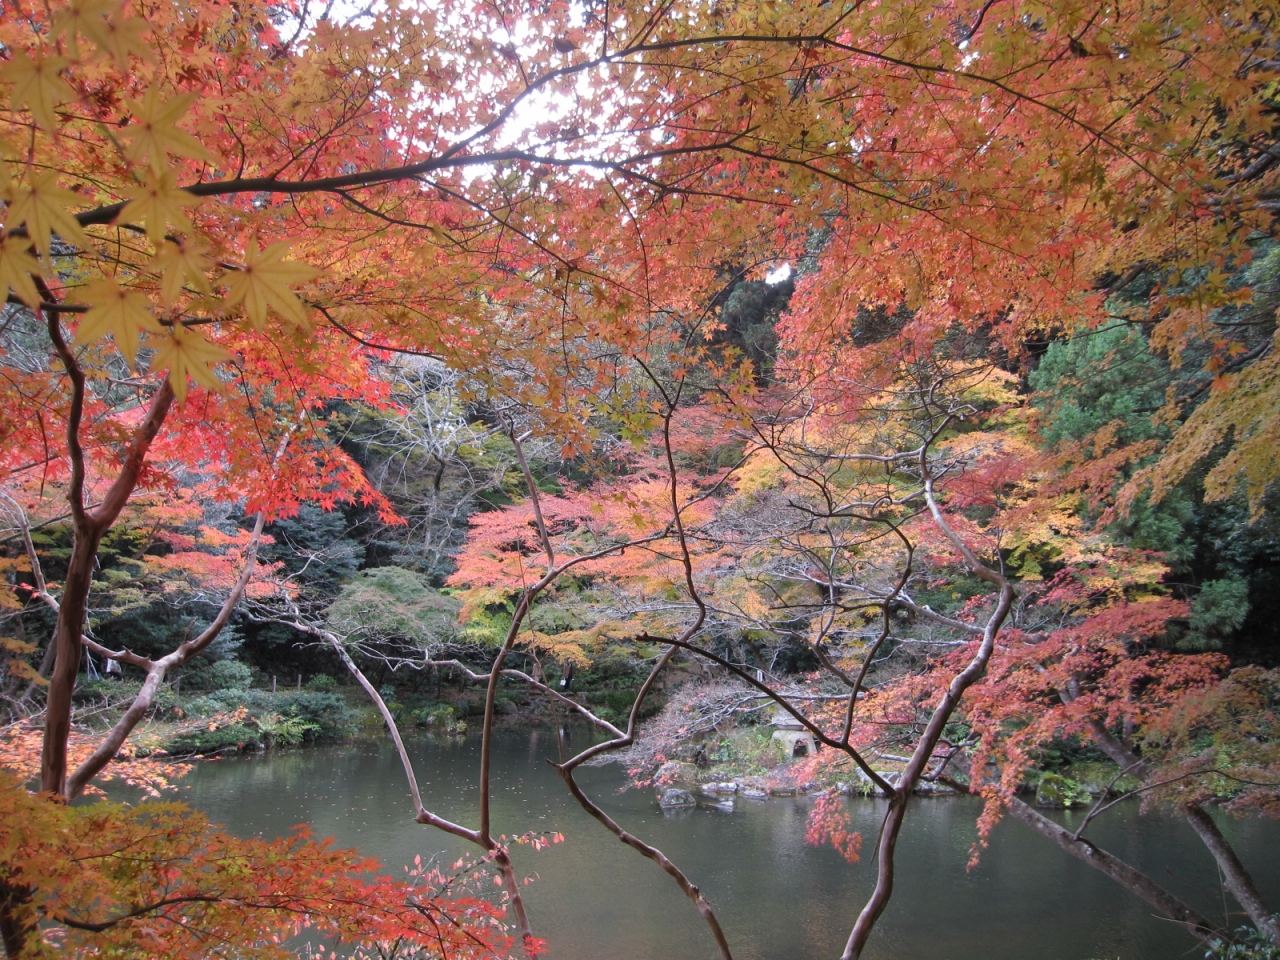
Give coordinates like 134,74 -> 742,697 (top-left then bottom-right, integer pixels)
0,880 -> 35,959
1005,797 -> 1219,940
36,374 -> 172,798
841,456 -> 1017,960
40,532 -> 102,796
1183,803 -> 1280,942
1087,720 -> 1277,941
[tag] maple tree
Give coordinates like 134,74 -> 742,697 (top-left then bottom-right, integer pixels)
431,349 -> 1277,954
693,356 -> 1279,947
408,363 -> 1009,958
0,769 -> 519,960
1,0 -> 1278,955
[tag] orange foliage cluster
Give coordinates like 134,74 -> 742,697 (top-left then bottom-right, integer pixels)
0,771 -> 518,960
0,0 -> 1277,949
0,720 -> 182,797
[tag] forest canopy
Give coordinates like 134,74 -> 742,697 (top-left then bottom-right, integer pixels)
1,0 -> 1278,956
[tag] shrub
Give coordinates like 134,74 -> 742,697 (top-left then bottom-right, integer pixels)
327,567 -> 461,646
75,677 -> 180,718
256,713 -> 320,746
184,694 -> 237,717
265,691 -> 355,741
587,689 -> 640,715
412,703 -> 459,729
305,674 -> 338,693
1205,929 -> 1280,960
73,678 -> 142,704
1035,773 -> 1093,808
165,723 -> 261,755
186,660 -> 253,692
179,690 -> 354,741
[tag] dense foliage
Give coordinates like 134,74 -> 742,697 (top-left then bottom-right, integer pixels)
0,0 -> 1278,955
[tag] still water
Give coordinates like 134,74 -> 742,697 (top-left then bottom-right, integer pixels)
179,730 -> 1279,960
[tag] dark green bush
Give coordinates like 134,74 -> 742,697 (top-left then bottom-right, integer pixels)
165,723 -> 261,755
183,694 -> 236,717
268,691 -> 355,740
411,703 -> 460,729
185,660 -> 253,691
181,690 -> 354,741
74,677 -> 179,715
305,673 -> 338,692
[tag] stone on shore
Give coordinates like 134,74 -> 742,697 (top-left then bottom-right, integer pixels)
658,787 -> 696,808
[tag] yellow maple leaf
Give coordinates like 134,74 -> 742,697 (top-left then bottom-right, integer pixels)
1203,268 -> 1231,291
4,171 -> 92,256
0,234 -> 42,307
75,278 -> 163,366
225,239 -> 321,329
148,323 -> 230,402
122,87 -> 218,173
50,0 -> 115,60
119,167 -> 200,243
95,14 -> 153,73
147,237 -> 213,306
0,50 -> 74,131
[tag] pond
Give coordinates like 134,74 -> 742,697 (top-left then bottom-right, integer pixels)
178,728 -> 1280,960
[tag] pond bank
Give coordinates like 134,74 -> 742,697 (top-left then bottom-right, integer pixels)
644,724 -> 1131,812
84,678 -> 1131,816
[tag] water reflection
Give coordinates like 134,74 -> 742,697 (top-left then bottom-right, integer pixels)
179,730 -> 1280,960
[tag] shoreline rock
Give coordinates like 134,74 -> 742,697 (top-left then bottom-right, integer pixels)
658,787 -> 696,808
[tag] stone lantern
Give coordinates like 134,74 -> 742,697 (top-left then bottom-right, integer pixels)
771,711 -> 817,759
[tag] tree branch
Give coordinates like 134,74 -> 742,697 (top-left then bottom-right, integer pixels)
66,513 -> 267,800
